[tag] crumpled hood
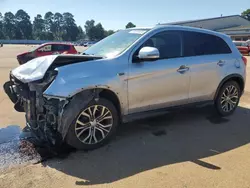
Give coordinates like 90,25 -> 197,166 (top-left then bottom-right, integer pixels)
12,55 -> 58,83
11,54 -> 103,83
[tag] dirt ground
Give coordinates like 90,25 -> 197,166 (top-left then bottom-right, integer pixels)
0,45 -> 250,188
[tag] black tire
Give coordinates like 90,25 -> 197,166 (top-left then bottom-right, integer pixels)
66,98 -> 119,150
215,81 -> 241,117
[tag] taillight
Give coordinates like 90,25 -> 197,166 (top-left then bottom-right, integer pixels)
242,56 -> 247,66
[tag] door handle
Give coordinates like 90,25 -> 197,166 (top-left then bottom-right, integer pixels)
217,60 -> 225,66
177,65 -> 189,74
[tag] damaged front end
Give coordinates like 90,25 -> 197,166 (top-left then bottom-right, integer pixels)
4,69 -> 68,146
3,54 -> 102,147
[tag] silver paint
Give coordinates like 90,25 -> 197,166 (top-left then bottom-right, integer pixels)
12,25 -> 245,118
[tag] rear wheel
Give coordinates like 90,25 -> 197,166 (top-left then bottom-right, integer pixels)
215,81 -> 241,116
66,98 -> 119,150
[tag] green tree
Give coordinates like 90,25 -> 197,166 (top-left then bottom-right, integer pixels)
1,11 -> 115,41
84,19 -> 95,40
44,11 -> 54,40
15,9 -> 32,39
242,9 -> 250,21
76,26 -> 86,40
105,29 -> 115,37
3,12 -> 16,39
0,13 -> 5,39
62,12 -> 79,41
126,22 -> 136,29
33,14 -> 46,40
85,20 -> 106,40
53,12 -> 64,40
94,23 -> 105,40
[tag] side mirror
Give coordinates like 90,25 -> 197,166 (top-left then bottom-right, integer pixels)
138,47 -> 160,61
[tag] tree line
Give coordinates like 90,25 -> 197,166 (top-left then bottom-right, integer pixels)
0,9 -> 137,41
1,8 -> 249,42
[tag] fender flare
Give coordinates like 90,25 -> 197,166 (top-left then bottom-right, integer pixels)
58,88 -> 123,139
214,74 -> 245,100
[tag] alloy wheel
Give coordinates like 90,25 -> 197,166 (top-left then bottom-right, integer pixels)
220,85 -> 239,112
75,105 -> 113,145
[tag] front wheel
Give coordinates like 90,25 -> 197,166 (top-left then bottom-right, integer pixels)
66,98 -> 119,150
215,81 -> 241,116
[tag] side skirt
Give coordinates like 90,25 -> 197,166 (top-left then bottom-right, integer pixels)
122,101 -> 214,123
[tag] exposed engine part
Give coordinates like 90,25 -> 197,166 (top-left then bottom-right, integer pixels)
3,55 -> 104,148
3,81 -> 19,104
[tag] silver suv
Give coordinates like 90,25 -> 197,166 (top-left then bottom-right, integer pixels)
4,25 -> 246,150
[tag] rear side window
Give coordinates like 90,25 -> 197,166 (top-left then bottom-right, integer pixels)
52,44 -> 70,51
63,45 -> 71,50
183,31 -> 232,57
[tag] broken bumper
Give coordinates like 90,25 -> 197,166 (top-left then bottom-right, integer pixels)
4,73 -> 64,146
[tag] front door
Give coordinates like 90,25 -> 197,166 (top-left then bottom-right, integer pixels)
128,31 -> 190,114
36,44 -> 52,57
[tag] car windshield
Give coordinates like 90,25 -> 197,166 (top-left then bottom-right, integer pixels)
83,29 -> 149,58
234,42 -> 247,47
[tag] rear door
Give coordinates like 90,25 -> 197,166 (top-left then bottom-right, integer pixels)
51,44 -> 68,54
182,31 -> 233,103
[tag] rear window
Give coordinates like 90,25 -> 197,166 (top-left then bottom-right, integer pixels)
183,31 -> 232,57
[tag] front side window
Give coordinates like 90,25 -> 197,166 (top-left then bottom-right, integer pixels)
183,31 -> 231,57
83,29 -> 149,58
38,45 -> 52,52
135,31 -> 182,59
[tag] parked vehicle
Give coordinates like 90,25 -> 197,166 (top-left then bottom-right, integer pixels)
4,25 -> 246,150
83,41 -> 96,47
16,42 -> 78,65
246,39 -> 250,46
233,41 -> 250,56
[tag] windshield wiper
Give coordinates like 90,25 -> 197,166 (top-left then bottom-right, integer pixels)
82,52 -> 97,55
82,53 -> 105,58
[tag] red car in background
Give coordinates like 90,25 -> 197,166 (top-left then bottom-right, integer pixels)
17,42 -> 78,65
233,41 -> 250,56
